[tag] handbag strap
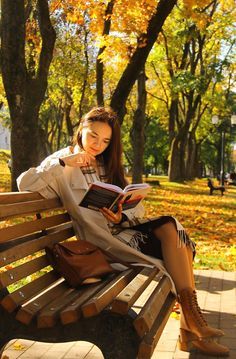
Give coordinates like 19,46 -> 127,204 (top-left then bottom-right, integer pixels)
99,248 -> 150,270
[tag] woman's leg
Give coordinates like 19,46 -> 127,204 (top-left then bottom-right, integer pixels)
152,222 -> 229,356
152,222 -> 226,338
152,222 -> 193,293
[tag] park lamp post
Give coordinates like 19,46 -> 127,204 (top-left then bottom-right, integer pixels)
211,114 -> 236,186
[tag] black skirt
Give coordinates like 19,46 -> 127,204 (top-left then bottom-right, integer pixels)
131,216 -> 195,260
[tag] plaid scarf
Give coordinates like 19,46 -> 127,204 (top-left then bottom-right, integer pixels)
80,156 -> 107,186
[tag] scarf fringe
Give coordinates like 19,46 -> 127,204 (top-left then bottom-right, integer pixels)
174,217 -> 196,252
114,229 -> 148,251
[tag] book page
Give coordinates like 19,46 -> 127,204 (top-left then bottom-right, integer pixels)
111,187 -> 150,212
124,183 -> 150,192
92,180 -> 123,193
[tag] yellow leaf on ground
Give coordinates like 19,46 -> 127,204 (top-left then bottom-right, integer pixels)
13,342 -> 26,351
170,312 -> 180,320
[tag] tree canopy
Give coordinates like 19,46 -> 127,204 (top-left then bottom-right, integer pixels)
0,0 -> 235,188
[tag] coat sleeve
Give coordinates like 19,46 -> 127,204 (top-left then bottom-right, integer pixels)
17,150 -> 68,199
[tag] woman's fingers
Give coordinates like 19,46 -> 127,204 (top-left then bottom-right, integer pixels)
64,152 -> 95,167
100,205 -> 122,224
117,202 -> 123,213
61,152 -> 96,167
77,153 -> 95,166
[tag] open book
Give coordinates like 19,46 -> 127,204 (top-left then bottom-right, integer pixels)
78,181 -> 150,212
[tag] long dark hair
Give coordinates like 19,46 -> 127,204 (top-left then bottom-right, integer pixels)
74,107 -> 127,188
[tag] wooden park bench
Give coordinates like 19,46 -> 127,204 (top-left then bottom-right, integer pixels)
0,192 -> 176,359
207,178 -> 225,196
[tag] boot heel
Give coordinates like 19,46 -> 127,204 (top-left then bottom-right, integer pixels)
178,328 -> 230,356
178,336 -> 190,351
178,328 -> 196,352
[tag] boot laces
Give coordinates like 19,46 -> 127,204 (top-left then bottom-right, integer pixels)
192,290 -> 207,326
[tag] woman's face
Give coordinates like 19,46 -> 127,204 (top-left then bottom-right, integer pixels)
81,121 -> 112,156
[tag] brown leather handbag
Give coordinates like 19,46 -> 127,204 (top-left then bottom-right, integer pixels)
45,240 -> 114,287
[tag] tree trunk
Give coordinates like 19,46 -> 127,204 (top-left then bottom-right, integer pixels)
185,132 -> 195,180
96,0 -> 115,106
1,0 -> 56,190
64,96 -> 74,140
130,69 -> 147,183
110,0 -> 177,123
194,143 -> 202,178
168,132 -> 187,182
38,126 -> 51,160
10,97 -> 40,190
168,136 -> 181,181
185,134 -> 202,179
168,98 -> 177,146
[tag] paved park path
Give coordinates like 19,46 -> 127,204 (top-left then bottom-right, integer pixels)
3,270 -> 236,359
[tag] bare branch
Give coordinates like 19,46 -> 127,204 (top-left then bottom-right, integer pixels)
37,0 -> 56,81
146,90 -> 168,106
151,61 -> 169,109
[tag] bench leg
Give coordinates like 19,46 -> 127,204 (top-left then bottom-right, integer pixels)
91,312 -> 140,359
0,305 -> 15,359
0,341 -> 9,359
62,311 -> 140,359
0,306 -> 140,359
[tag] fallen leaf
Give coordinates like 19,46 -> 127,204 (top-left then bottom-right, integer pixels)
13,342 -> 26,351
170,312 -> 180,320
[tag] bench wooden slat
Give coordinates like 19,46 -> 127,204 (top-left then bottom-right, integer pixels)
137,293 -> 176,359
60,276 -> 117,325
0,226 -> 75,267
0,213 -> 71,243
0,255 -> 49,288
81,268 -> 138,318
111,267 -> 159,314
16,279 -> 67,325
134,275 -> 173,338
0,191 -> 43,204
37,287 -> 82,328
0,198 -> 63,220
0,222 -> 73,251
0,270 -> 60,312
37,280 -> 110,328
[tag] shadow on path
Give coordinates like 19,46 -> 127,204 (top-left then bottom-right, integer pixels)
195,273 -> 236,294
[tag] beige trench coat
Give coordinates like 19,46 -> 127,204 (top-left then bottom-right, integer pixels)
17,147 -> 175,292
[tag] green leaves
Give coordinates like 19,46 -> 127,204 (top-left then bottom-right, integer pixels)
171,71 -> 208,94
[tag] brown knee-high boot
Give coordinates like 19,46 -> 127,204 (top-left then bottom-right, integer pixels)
179,287 -> 224,339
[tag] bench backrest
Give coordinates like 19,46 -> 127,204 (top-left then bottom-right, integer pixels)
0,192 -> 74,312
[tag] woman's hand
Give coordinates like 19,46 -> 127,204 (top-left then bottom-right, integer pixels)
60,152 -> 95,167
100,202 -> 123,224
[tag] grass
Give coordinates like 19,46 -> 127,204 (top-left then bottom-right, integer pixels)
1,149 -> 235,271
0,149 -> 11,192
144,176 -> 236,271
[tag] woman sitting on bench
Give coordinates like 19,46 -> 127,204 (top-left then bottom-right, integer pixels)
17,107 -> 229,357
